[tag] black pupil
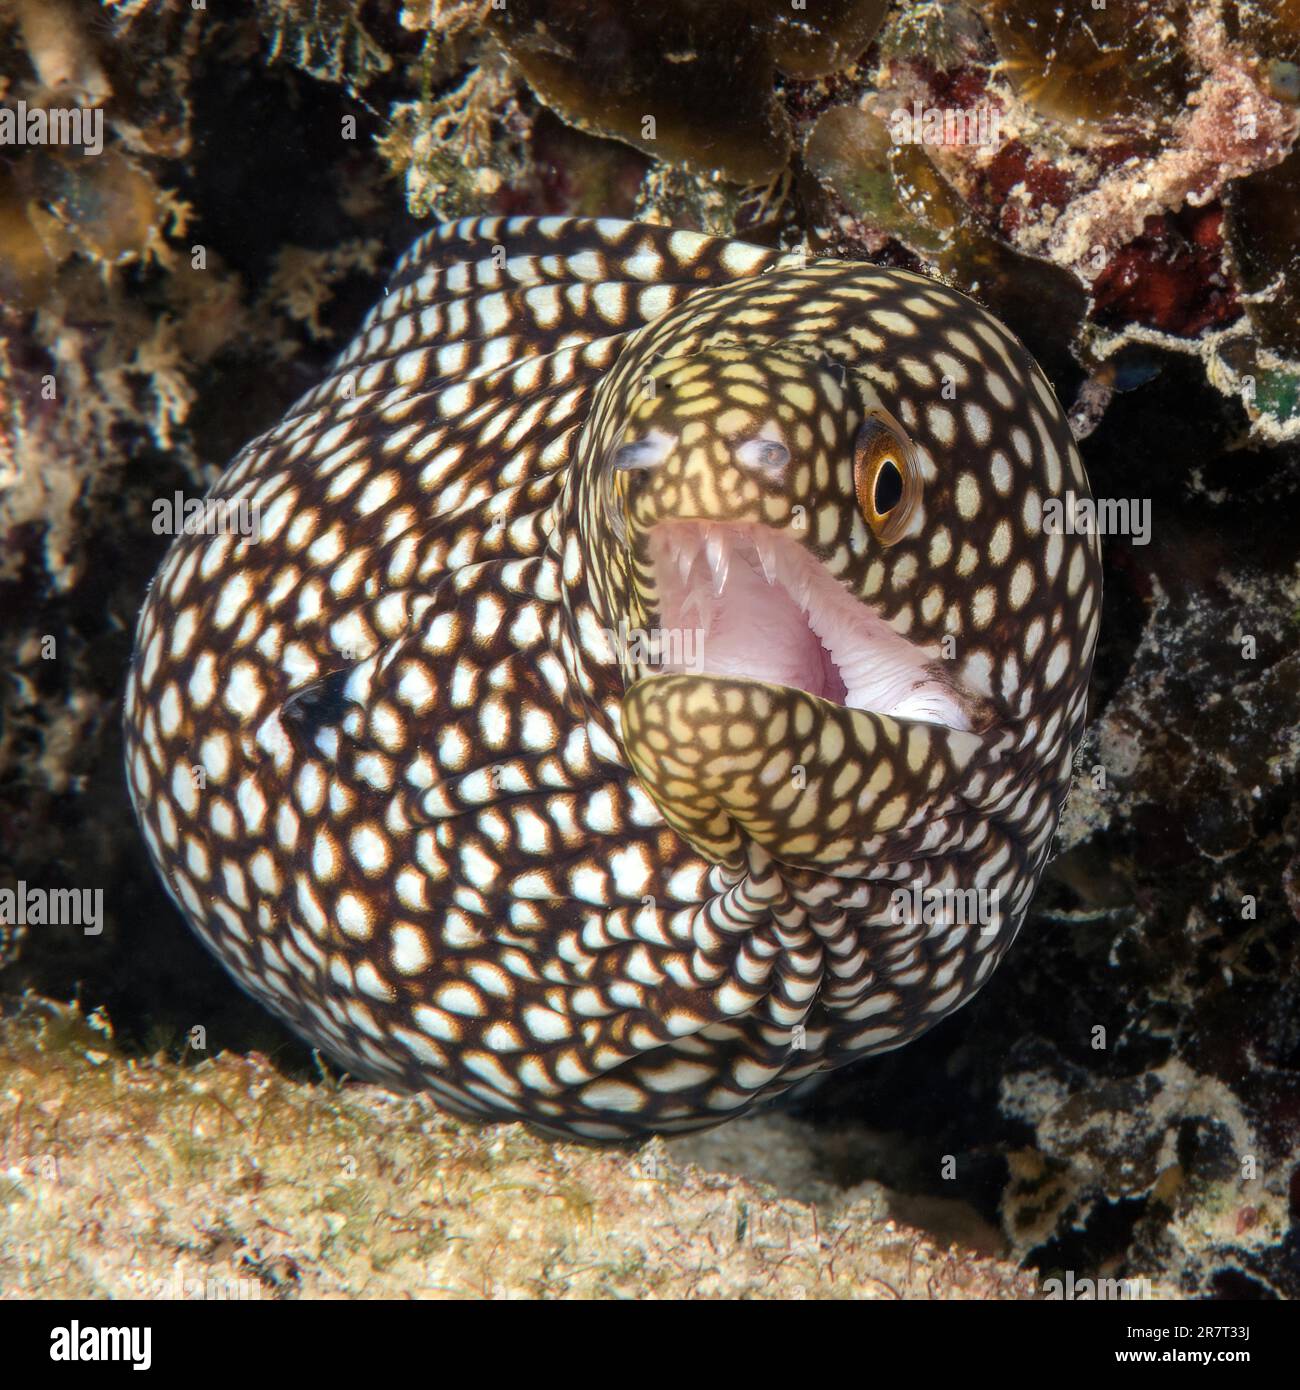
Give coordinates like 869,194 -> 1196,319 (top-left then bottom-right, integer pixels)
874,458 -> 903,514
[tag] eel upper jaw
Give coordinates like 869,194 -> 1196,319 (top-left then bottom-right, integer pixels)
643,519 -> 978,733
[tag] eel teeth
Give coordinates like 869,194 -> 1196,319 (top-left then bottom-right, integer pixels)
706,533 -> 729,595
755,532 -> 778,585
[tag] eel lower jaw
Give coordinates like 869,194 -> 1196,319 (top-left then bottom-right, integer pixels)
643,519 -> 976,733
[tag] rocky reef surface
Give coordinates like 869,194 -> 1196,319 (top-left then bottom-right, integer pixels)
1,0 -> 1298,1298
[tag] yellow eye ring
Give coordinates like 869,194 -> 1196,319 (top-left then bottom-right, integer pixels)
853,407 -> 921,544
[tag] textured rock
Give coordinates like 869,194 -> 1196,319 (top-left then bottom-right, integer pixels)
0,1002 -> 1034,1299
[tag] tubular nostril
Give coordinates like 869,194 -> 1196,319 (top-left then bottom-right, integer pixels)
610,428 -> 677,472
604,429 -> 676,544
735,437 -> 790,473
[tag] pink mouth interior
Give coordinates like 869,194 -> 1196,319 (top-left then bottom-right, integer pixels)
646,520 -> 974,731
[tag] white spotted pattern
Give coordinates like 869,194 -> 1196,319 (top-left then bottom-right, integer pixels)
124,216 -> 1101,1140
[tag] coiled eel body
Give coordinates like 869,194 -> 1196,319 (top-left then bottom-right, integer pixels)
124,217 -> 1101,1140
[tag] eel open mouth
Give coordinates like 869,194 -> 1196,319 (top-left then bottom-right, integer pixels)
645,520 -> 976,732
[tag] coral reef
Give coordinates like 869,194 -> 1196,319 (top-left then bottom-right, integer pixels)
481,0 -> 889,184
978,0 -> 1194,135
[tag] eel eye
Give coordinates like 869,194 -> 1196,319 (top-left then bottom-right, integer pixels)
873,457 -> 903,513
853,408 -> 920,544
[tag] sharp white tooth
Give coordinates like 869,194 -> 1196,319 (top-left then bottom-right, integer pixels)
712,548 -> 730,596
677,549 -> 693,586
705,533 -> 728,594
756,532 -> 778,585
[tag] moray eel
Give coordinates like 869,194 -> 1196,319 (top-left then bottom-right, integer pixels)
124,217 -> 1101,1140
